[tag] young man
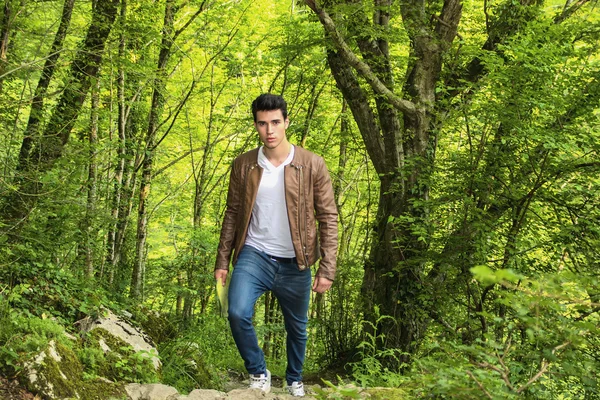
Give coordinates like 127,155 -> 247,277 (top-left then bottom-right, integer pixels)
214,94 -> 338,397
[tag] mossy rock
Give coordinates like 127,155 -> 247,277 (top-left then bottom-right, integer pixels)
364,387 -> 410,399
136,309 -> 177,345
24,339 -> 126,400
80,327 -> 160,384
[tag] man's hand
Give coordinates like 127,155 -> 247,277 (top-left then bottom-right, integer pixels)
215,269 -> 228,286
312,276 -> 333,293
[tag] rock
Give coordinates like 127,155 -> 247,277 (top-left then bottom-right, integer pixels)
139,308 -> 178,344
224,389 -> 273,399
76,309 -> 161,370
25,340 -> 64,399
182,389 -> 228,399
22,339 -> 125,400
125,383 -> 179,400
123,384 -> 323,400
20,309 -> 162,399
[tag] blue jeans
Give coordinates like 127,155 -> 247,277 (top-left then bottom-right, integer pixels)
228,245 -> 311,384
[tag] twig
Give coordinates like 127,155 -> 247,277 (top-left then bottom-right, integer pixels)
466,370 -> 494,399
516,360 -> 550,394
516,341 -> 571,394
499,280 -> 600,308
496,339 -> 511,375
477,362 -> 515,391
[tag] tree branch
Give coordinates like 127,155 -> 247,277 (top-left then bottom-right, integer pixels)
304,0 -> 416,116
554,0 -> 591,23
477,361 -> 515,391
327,50 -> 386,174
466,371 -> 494,399
173,0 -> 209,41
516,341 -> 571,393
436,0 -> 463,44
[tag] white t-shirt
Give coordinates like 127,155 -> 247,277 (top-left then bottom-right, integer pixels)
245,146 -> 296,258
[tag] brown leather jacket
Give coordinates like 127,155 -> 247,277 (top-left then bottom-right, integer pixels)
215,146 -> 338,281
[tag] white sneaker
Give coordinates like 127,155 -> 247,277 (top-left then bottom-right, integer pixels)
287,381 -> 305,397
249,369 -> 271,393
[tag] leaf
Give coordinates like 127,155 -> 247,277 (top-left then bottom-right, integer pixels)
470,265 -> 498,284
470,266 -> 524,285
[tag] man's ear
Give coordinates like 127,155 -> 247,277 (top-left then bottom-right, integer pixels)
285,118 -> 290,129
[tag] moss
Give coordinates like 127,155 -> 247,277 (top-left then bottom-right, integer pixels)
136,308 -> 177,345
25,340 -> 126,400
363,388 -> 410,399
81,328 -> 160,384
23,325 -> 161,400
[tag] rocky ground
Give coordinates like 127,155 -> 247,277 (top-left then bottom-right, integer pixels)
0,377 -> 40,400
1,374 -> 400,400
3,311 -> 366,400
0,377 -> 327,400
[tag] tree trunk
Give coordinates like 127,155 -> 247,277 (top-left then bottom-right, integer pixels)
184,83 -> 219,320
182,267 -> 195,321
1,0 -> 119,235
176,270 -> 184,316
334,100 -> 350,259
109,148 -> 137,286
309,0 -> 560,361
130,0 -> 208,300
0,0 -> 17,93
82,77 -> 99,278
309,0 -> 462,359
262,292 -> 281,359
105,0 -> 128,280
299,80 -> 326,147
38,0 -> 119,165
130,0 -> 176,301
16,0 -> 76,172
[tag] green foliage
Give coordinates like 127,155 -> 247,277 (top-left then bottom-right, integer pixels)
0,285 -> 34,374
0,0 -> 599,397
399,268 -> 599,398
313,258 -> 365,369
135,308 -> 178,345
0,280 -> 158,387
116,348 -> 159,382
159,315 -> 238,393
349,306 -> 406,388
314,379 -> 363,399
0,260 -> 107,325
324,265 -> 599,398
0,282 -> 83,377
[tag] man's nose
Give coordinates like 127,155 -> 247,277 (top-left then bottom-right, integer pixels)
266,123 -> 273,133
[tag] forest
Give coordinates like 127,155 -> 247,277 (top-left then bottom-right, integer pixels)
0,0 -> 598,398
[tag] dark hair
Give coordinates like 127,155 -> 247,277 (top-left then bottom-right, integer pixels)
251,94 -> 288,122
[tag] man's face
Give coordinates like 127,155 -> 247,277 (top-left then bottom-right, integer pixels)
254,109 -> 290,151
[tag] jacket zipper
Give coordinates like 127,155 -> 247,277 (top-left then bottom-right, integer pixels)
242,163 -> 257,233
298,165 -> 309,267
